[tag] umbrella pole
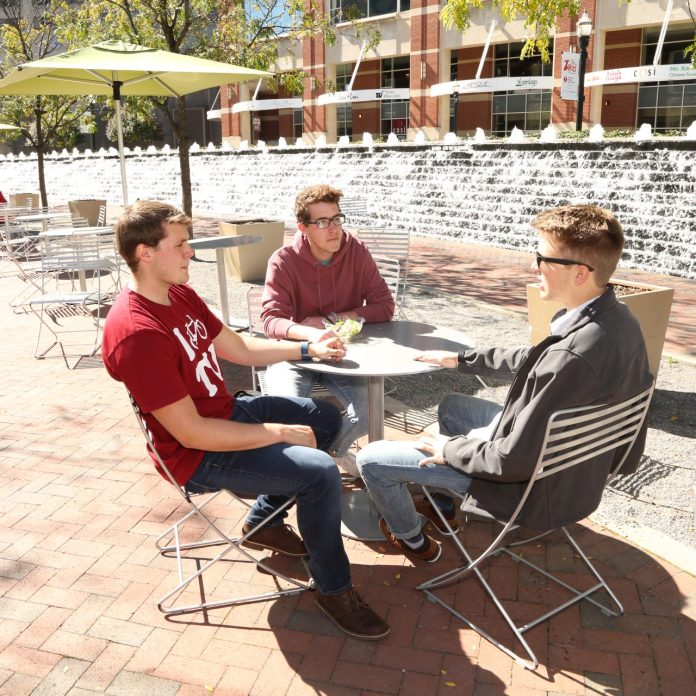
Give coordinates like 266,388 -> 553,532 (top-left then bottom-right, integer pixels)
113,82 -> 129,205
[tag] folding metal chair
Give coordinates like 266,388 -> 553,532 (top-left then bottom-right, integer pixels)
28,231 -> 116,367
417,384 -> 655,670
356,228 -> 410,313
127,392 -> 313,616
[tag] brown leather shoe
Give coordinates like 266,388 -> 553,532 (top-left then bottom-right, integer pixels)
241,523 -> 308,558
414,496 -> 460,535
379,518 -> 441,563
315,588 -> 390,640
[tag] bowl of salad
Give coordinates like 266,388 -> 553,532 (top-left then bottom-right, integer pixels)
323,315 -> 365,341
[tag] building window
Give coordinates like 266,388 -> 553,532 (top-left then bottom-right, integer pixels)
637,27 -> 696,132
382,56 -> 410,89
293,108 -> 303,141
491,41 -> 552,135
329,0 -> 410,24
380,57 -> 410,139
336,63 -> 354,138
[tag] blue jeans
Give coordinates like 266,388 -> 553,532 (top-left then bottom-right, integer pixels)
265,361 -> 369,456
357,394 -> 502,539
185,394 -> 350,595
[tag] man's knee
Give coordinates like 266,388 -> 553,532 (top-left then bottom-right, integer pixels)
303,452 -> 342,490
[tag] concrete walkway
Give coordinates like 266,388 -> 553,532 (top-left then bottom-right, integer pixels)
0,219 -> 694,695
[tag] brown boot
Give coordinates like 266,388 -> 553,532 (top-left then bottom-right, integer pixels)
414,496 -> 460,535
379,518 -> 441,563
241,523 -> 308,558
315,588 -> 390,640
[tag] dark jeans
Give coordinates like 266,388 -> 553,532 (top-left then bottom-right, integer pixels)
185,394 -> 350,595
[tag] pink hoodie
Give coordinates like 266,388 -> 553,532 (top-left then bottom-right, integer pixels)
262,230 -> 395,339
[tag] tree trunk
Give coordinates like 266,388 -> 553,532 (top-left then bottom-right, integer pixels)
35,100 -> 48,208
175,96 -> 193,222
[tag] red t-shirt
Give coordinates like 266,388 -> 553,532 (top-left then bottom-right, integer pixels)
102,284 -> 233,485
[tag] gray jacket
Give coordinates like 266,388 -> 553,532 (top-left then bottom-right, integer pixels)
443,287 -> 652,531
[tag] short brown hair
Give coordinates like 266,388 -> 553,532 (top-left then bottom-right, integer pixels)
532,205 -> 624,285
116,200 -> 191,273
295,184 -> 342,224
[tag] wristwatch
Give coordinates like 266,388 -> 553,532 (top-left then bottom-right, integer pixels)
300,341 -> 312,361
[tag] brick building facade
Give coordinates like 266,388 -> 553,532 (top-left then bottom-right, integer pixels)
217,0 -> 695,145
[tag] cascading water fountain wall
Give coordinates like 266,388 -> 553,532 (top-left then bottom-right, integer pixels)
1,140 -> 694,278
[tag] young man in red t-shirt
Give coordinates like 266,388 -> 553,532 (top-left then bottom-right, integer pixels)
102,200 -> 389,640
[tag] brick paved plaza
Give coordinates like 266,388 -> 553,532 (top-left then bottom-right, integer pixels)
1,227 -> 695,695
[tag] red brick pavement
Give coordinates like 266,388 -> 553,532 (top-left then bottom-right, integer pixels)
1,263 -> 695,694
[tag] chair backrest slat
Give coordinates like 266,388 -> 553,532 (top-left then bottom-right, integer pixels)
373,254 -> 401,305
247,286 -> 265,336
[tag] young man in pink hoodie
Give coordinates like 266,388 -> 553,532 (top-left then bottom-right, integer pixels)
261,185 -> 395,474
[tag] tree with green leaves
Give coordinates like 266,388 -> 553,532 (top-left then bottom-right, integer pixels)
0,0 -> 93,208
440,0 -> 695,67
57,0 -> 379,218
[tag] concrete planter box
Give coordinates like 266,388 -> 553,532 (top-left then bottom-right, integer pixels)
526,280 -> 674,378
10,192 -> 40,209
68,199 -> 106,227
219,218 -> 284,282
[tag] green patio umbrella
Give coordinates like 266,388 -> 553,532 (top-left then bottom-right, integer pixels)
0,40 -> 271,204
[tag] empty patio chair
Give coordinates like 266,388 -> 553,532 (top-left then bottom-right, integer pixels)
28,231 -> 114,367
356,227 -> 410,311
416,384 -> 655,670
127,391 -> 313,616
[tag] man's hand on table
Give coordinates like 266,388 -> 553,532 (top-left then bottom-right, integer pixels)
416,434 -> 450,467
415,350 -> 458,369
309,335 -> 346,363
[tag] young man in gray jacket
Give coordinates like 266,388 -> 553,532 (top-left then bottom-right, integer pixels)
356,204 -> 652,563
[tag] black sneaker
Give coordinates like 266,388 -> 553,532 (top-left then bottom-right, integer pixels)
414,497 -> 460,535
379,518 -> 441,563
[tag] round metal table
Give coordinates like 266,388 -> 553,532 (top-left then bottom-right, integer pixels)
188,234 -> 262,327
296,319 -> 473,540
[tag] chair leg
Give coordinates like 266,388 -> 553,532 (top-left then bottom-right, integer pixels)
417,505 -> 622,670
155,490 -> 313,617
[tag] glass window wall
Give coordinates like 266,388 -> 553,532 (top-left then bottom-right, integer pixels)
491,41 -> 552,136
329,0 -> 410,23
293,108 -> 303,141
380,57 -> 410,139
336,63 -> 354,138
637,28 -> 696,132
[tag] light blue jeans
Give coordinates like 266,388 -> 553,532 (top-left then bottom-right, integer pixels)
265,361 -> 369,456
357,394 -> 503,539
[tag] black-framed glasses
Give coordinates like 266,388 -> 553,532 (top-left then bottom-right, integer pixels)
305,214 -> 346,230
535,252 -> 594,272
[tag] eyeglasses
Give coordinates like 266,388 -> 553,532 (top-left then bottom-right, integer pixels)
535,252 -> 594,272
305,214 -> 346,230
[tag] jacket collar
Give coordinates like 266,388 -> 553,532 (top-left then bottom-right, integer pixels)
553,286 -> 618,337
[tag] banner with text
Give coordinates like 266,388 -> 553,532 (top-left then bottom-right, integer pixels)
317,88 -> 410,106
560,51 -> 580,100
585,63 -> 696,87
431,75 -> 553,97
232,98 -> 302,113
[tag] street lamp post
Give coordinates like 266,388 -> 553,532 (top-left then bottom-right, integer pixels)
451,91 -> 459,133
575,10 -> 593,131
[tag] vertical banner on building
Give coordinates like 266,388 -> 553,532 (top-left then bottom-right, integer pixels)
561,51 -> 580,100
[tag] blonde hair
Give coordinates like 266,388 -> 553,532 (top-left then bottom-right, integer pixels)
532,205 -> 624,285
